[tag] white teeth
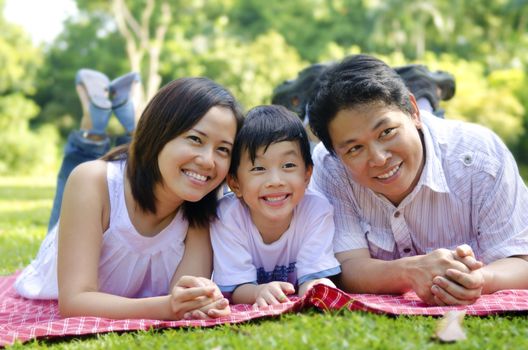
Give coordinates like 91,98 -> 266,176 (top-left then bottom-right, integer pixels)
184,171 -> 207,182
264,195 -> 287,202
377,165 -> 400,179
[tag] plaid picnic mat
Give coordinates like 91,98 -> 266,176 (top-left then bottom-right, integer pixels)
2,273 -> 528,346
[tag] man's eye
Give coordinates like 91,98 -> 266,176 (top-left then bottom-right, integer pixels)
347,145 -> 362,155
381,128 -> 395,137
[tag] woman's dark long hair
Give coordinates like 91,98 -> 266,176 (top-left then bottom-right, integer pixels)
103,77 -> 244,227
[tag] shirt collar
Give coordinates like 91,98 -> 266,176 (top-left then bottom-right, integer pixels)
415,111 -> 450,194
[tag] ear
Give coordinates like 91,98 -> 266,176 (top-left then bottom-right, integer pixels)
226,174 -> 242,197
408,94 -> 422,129
304,164 -> 313,187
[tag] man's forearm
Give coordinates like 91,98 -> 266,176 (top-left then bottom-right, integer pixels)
481,256 -> 528,294
339,256 -> 414,294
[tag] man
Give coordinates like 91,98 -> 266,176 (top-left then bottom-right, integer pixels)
307,54 -> 528,305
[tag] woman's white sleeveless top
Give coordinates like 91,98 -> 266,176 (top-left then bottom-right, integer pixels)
15,160 -> 188,299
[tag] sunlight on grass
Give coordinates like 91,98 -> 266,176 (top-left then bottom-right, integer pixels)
0,176 -> 53,274
0,176 -> 55,187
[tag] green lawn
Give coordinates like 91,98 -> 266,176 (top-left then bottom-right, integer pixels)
1,176 -> 527,349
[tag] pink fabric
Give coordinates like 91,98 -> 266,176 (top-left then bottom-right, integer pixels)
304,284 -> 528,316
2,273 -> 528,346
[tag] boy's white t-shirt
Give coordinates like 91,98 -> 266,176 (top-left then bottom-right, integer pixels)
211,189 -> 341,292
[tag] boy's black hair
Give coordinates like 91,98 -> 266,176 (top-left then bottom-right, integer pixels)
229,105 -> 313,176
308,54 -> 414,155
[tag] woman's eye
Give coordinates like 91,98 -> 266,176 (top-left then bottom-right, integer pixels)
218,146 -> 231,155
187,135 -> 201,143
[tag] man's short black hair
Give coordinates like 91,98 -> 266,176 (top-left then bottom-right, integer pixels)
230,105 -> 313,176
308,54 -> 414,155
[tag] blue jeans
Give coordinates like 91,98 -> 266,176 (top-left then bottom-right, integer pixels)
47,131 -> 131,232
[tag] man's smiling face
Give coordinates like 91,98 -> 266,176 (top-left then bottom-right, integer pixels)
328,101 -> 424,206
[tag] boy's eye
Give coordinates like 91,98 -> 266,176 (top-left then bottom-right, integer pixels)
250,166 -> 265,172
283,162 -> 297,169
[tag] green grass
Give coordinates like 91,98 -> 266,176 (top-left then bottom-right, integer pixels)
2,176 -> 528,349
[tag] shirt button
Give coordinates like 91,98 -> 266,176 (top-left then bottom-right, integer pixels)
462,153 -> 474,166
394,211 -> 400,218
403,247 -> 411,253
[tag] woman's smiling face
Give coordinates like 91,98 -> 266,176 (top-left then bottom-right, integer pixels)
157,106 -> 237,205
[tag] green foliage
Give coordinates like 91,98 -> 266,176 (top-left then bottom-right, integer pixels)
0,14 -> 41,95
0,93 -> 60,174
433,56 -> 524,146
163,29 -> 306,109
199,31 -> 307,109
3,0 -> 528,174
228,0 -> 369,62
0,11 -> 60,176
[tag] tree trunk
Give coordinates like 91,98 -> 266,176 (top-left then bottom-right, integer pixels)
111,0 -> 171,107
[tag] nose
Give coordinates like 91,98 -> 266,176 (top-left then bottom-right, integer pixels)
368,144 -> 390,167
266,168 -> 284,187
196,146 -> 215,169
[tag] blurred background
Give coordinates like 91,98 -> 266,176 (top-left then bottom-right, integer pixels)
1,0 -> 528,177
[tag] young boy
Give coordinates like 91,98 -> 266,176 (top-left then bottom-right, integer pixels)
211,105 -> 341,306
307,54 -> 528,306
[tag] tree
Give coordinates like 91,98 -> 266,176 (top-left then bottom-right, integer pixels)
0,0 -> 59,174
367,0 -> 453,59
228,0 -> 369,62
111,0 -> 170,102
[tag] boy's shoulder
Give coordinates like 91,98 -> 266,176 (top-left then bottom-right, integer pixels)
311,143 -> 349,182
217,192 -> 244,216
312,142 -> 333,164
297,188 -> 333,214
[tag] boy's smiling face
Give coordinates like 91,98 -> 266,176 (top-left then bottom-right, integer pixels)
228,141 -> 312,239
328,99 -> 424,206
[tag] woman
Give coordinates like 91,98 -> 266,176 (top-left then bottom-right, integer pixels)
15,77 -> 244,320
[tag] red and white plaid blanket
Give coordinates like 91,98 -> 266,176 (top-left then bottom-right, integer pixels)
2,273 -> 528,346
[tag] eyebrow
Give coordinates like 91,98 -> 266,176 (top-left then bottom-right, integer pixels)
255,148 -> 299,159
191,128 -> 234,146
336,117 -> 392,148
